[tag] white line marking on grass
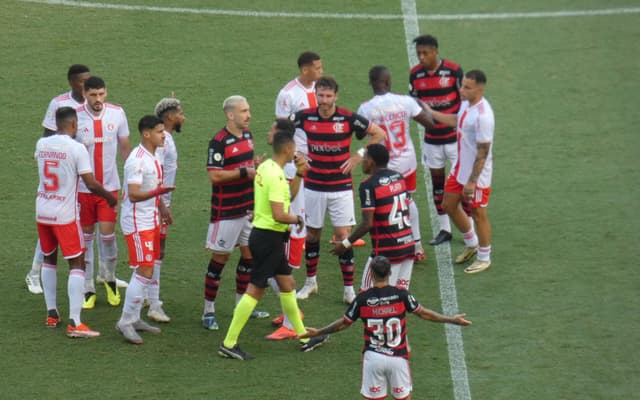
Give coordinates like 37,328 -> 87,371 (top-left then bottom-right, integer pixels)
401,1 -> 472,400
19,0 -> 640,20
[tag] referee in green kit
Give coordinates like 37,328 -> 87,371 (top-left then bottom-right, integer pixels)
219,129 -> 329,360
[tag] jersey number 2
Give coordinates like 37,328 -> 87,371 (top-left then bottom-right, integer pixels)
43,160 -> 60,191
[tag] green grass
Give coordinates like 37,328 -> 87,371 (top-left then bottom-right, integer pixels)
2,1 -> 639,399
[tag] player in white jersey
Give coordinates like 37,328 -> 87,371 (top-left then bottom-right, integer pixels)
268,51 -> 322,339
116,115 -> 174,344
357,66 -> 435,262
426,70 -> 495,274
36,106 -> 116,338
75,76 -> 132,309
142,97 -> 186,323
26,64 -> 91,295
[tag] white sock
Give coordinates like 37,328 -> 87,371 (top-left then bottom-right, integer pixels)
41,263 -> 57,311
438,214 -> 451,233
344,285 -> 355,295
477,245 -> 491,262
83,233 -> 95,292
463,229 -> 479,248
408,198 -> 421,242
204,300 -> 215,315
305,276 -> 317,285
120,272 -> 149,324
148,260 -> 162,308
99,233 -> 117,281
68,269 -> 85,325
31,240 -> 44,275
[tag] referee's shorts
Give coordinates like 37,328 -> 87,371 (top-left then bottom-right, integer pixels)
248,227 -> 292,288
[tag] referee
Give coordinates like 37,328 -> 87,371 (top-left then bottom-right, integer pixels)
219,130 -> 328,360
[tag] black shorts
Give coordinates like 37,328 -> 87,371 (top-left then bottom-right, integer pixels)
248,227 -> 292,288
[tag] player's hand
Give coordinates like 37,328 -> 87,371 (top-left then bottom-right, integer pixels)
463,182 -> 475,201
296,327 -> 319,339
330,240 -> 347,256
417,98 -> 432,112
452,313 -> 472,326
254,153 -> 266,167
159,186 -> 176,195
159,203 -> 173,225
246,167 -> 257,180
105,192 -> 118,208
294,152 -> 309,174
340,154 -> 361,175
295,215 -> 304,234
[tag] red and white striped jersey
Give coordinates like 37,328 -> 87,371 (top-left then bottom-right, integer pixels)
35,134 -> 92,225
451,98 -> 495,188
75,103 -> 130,192
120,145 -> 163,234
41,91 -> 84,131
357,93 -> 422,177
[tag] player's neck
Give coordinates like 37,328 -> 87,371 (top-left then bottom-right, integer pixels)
426,58 -> 442,73
297,75 -> 314,89
272,153 -> 289,168
225,124 -> 244,137
71,91 -> 84,104
141,142 -> 157,154
318,106 -> 335,119
468,96 -> 483,106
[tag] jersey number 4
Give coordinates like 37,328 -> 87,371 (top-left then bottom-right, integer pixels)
43,160 -> 60,191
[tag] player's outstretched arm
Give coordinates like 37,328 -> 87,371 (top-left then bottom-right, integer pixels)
127,183 -> 175,203
331,210 -> 372,255
80,173 -> 117,207
416,308 -> 472,326
417,99 -> 458,128
297,318 -> 350,339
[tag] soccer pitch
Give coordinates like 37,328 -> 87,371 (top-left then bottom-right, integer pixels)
2,1 -> 639,399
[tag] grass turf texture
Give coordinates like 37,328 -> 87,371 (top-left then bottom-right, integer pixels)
1,1 -> 639,399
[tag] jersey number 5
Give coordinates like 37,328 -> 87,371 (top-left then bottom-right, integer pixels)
43,160 -> 60,191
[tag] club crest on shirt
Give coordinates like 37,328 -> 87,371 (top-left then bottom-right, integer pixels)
107,123 -> 115,131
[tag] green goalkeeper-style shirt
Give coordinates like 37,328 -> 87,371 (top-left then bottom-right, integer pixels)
253,158 -> 290,232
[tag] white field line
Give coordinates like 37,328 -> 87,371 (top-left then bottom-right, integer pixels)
401,1 -> 472,400
18,0 -> 640,20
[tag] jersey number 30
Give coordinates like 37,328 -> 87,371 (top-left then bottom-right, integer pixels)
367,317 -> 402,348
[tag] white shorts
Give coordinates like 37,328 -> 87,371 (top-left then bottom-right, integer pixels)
205,215 -> 252,253
421,142 -> 457,169
304,189 -> 356,229
361,256 -> 414,291
361,351 -> 412,400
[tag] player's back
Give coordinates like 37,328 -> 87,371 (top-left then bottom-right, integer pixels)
35,134 -> 91,225
276,78 -> 317,118
42,91 -> 84,131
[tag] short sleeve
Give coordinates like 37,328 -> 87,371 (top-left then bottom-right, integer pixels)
275,90 -> 291,118
117,109 -> 130,138
125,158 -> 144,185
476,112 -> 494,143
207,138 -> 225,169
407,96 -> 423,118
264,166 -> 288,204
403,291 -> 421,313
41,98 -> 58,131
351,112 -> 372,140
76,144 -> 93,175
359,180 -> 375,210
344,296 -> 360,322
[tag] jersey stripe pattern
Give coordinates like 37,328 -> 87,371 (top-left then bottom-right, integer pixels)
409,59 -> 463,145
359,169 -> 415,263
293,107 -> 370,192
344,285 -> 422,359
207,128 -> 254,222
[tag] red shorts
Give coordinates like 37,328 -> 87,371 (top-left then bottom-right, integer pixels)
124,227 -> 161,268
37,221 -> 85,259
78,191 -> 118,226
403,170 -> 417,193
286,236 -> 305,268
445,175 -> 491,208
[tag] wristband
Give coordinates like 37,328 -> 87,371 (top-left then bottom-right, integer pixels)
342,238 -> 352,249
357,147 -> 365,157
239,167 -> 248,178
150,188 -> 160,197
296,172 -> 304,178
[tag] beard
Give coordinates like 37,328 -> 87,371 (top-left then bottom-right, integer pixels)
174,123 -> 182,133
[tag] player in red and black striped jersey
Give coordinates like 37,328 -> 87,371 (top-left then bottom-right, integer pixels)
332,144 -> 416,290
291,76 -> 386,304
299,256 -> 471,400
410,34 -> 469,246
201,95 -> 268,331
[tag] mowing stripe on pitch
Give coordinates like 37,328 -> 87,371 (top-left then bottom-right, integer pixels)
19,0 -> 640,20
401,1 -> 472,400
